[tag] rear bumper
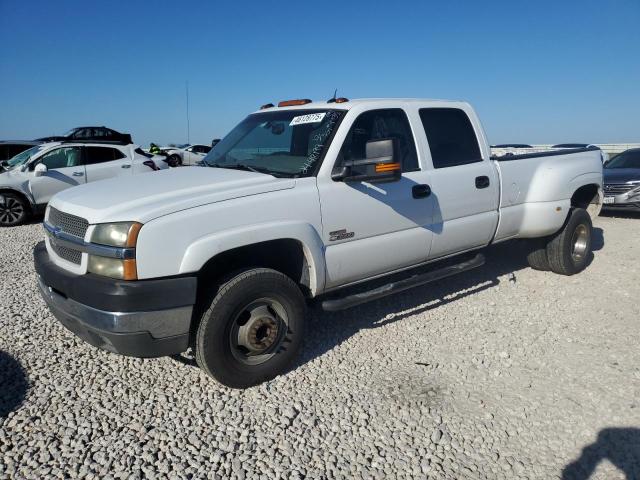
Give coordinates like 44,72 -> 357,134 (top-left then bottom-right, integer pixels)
34,242 -> 196,357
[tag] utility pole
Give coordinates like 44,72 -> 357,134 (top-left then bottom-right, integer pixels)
186,81 -> 191,144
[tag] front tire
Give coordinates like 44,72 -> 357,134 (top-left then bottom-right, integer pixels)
168,154 -> 182,167
195,268 -> 306,389
0,193 -> 29,227
546,208 -> 593,275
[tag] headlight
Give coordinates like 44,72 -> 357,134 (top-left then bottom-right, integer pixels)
88,222 -> 142,280
91,222 -> 141,247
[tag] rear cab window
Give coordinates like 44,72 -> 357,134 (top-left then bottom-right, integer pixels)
418,108 -> 482,168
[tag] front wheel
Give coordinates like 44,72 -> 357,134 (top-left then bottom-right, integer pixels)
546,208 -> 593,275
0,193 -> 29,227
195,268 -> 306,389
167,154 -> 182,167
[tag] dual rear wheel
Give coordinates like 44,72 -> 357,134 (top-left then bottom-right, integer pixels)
526,208 -> 593,275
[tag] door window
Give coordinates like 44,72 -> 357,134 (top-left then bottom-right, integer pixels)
84,147 -> 126,164
418,108 -> 482,168
38,147 -> 83,169
338,109 -> 419,172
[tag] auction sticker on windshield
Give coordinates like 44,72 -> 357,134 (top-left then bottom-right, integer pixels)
290,113 -> 326,126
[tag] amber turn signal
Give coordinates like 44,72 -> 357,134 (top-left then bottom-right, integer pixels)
375,162 -> 401,173
278,99 -> 312,107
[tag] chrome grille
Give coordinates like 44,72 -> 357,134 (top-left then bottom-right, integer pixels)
49,241 -> 83,265
48,207 -> 89,239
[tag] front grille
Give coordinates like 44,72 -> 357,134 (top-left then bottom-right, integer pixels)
49,241 -> 83,265
48,207 -> 89,239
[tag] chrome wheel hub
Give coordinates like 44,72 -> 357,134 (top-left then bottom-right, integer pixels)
231,298 -> 288,365
571,224 -> 589,263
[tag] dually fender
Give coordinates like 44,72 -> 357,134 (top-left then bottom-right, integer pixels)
179,221 -> 327,296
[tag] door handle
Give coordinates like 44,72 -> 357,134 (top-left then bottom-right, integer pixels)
121,164 -> 132,169
412,184 -> 431,199
72,172 -> 84,177
475,176 -> 490,189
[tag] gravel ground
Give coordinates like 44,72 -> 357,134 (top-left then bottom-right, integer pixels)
1,213 -> 639,480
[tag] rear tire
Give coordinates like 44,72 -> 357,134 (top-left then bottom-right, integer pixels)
546,208 -> 592,276
0,193 -> 29,227
195,268 -> 306,389
526,238 -> 550,271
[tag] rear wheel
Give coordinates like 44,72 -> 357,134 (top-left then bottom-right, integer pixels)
526,238 -> 550,271
195,268 -> 306,389
0,193 -> 29,227
546,208 -> 592,275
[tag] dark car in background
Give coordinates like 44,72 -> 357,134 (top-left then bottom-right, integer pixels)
492,143 -> 533,148
0,141 -> 41,164
36,126 -> 132,144
0,141 -> 43,172
602,148 -> 640,212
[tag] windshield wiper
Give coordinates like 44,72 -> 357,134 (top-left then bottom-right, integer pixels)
208,162 -> 276,176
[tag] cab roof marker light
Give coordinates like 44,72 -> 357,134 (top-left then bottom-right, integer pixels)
277,99 -> 312,107
260,103 -> 274,109
335,97 -> 349,103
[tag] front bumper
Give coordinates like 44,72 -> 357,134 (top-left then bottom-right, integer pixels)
34,242 -> 196,357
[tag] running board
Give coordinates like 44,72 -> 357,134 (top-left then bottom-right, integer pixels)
321,253 -> 485,312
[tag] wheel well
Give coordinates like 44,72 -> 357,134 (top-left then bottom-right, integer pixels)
197,238 -> 311,296
571,184 -> 601,218
0,189 -> 33,211
190,239 -> 312,346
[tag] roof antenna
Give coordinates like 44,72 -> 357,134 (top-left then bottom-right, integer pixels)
327,88 -> 337,103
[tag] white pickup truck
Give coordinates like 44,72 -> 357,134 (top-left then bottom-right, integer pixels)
35,98 -> 603,388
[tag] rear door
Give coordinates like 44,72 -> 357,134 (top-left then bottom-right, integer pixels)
318,108 -> 435,289
84,146 -> 131,182
417,108 -> 499,259
28,146 -> 86,204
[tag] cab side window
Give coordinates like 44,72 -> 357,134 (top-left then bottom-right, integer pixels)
418,108 -> 482,168
338,109 -> 419,172
38,147 -> 83,169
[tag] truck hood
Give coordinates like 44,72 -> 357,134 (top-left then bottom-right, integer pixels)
603,168 -> 640,184
49,167 -> 296,224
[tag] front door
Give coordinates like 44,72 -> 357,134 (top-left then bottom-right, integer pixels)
29,146 -> 86,205
318,108 -> 435,289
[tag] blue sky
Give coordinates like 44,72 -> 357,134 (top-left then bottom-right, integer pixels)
1,0 -> 638,146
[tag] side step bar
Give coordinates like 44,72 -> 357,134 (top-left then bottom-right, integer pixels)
321,253 -> 485,312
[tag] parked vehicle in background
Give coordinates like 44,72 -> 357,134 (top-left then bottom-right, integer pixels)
492,143 -> 533,148
0,142 -> 168,226
35,98 -> 603,388
602,148 -> 640,212
160,144 -> 212,166
552,143 -> 609,163
36,126 -> 133,145
0,141 -> 41,169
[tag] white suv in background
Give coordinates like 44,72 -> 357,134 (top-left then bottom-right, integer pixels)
161,144 -> 212,166
0,142 -> 168,226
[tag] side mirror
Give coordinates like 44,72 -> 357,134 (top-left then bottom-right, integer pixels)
34,163 -> 48,177
332,138 -> 401,183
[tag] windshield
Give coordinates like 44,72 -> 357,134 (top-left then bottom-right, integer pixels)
203,109 -> 345,177
605,150 -> 640,169
6,145 -> 46,168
